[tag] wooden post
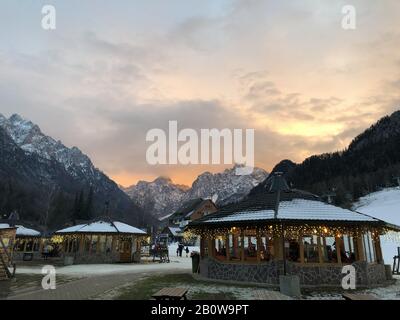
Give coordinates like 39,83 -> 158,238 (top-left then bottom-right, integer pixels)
299,234 -> 305,264
207,238 -> 213,258
355,234 -> 365,261
374,235 -> 383,263
273,235 -> 283,260
79,235 -> 84,254
226,233 -> 230,261
256,231 -> 262,262
233,234 -> 238,259
241,230 -> 245,261
39,238 -> 44,254
335,236 -> 342,264
317,236 -> 324,264
88,235 -> 92,255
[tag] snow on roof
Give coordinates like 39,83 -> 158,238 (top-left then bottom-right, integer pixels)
0,223 -> 40,236
168,227 -> 183,236
206,210 -> 275,223
185,210 -> 195,218
15,225 -> 41,236
56,220 -> 147,235
0,223 -> 14,230
158,213 -> 173,221
201,199 -> 379,224
278,199 -> 377,221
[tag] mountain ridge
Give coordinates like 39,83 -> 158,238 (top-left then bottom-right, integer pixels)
123,165 -> 269,217
0,113 -> 150,228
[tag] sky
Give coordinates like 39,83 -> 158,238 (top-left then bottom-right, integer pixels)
1,0 -> 399,187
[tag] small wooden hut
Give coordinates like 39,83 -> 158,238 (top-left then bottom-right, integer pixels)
55,219 -> 147,264
0,223 -> 42,261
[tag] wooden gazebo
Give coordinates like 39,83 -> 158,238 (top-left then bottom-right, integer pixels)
187,174 -> 400,287
55,218 -> 147,264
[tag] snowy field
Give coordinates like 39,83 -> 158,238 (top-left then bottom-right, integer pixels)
353,187 -> 400,263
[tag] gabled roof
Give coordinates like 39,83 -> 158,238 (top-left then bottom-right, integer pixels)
170,198 -> 214,220
189,175 -> 399,230
56,220 -> 146,235
167,227 -> 183,237
174,198 -> 205,216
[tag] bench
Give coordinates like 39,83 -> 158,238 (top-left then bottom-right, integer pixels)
152,287 -> 188,300
342,293 -> 379,300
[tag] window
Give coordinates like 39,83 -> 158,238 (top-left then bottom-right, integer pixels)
244,235 -> 258,260
91,236 -> 98,253
106,236 -> 113,253
303,236 -> 319,263
215,236 -> 227,259
26,240 -> 33,252
342,235 -> 356,263
229,233 -> 241,261
285,239 -> 300,262
321,237 -> 336,263
259,235 -> 273,261
363,232 -> 375,263
99,236 -> 106,253
85,235 -> 91,252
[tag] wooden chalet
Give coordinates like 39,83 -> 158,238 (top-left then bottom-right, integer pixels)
187,173 -> 400,287
169,198 -> 218,228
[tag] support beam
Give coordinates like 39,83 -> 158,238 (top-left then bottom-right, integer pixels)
240,230 -> 245,261
317,236 -> 324,264
355,235 -> 365,261
374,235 -> 383,263
335,236 -> 342,264
299,234 -> 305,264
256,230 -> 261,262
226,234 -> 230,261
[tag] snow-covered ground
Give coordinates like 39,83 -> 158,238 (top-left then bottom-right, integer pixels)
353,187 -> 400,264
16,257 -> 192,276
167,242 -> 200,257
15,243 -> 198,277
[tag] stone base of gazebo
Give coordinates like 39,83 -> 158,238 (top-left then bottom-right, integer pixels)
199,258 -> 389,287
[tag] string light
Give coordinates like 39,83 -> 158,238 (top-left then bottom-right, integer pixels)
187,223 -> 398,240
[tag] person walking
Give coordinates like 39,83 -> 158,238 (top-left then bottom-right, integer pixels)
185,246 -> 189,257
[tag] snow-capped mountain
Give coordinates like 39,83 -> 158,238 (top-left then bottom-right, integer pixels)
186,165 -> 268,205
353,187 -> 400,264
123,177 -> 189,218
0,114 -> 103,188
0,113 -> 147,227
124,165 -> 269,217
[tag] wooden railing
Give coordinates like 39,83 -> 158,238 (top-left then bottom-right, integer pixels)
0,235 -> 16,279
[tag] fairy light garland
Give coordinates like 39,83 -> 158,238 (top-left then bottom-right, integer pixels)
186,223 -> 396,240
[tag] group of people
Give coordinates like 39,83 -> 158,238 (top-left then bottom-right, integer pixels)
176,243 -> 190,257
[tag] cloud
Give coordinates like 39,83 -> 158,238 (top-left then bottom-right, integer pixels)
0,1 -> 400,185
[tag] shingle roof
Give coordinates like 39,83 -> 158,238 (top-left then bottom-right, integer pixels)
189,176 -> 396,229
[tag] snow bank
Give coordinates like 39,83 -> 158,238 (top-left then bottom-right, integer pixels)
353,188 -> 400,263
